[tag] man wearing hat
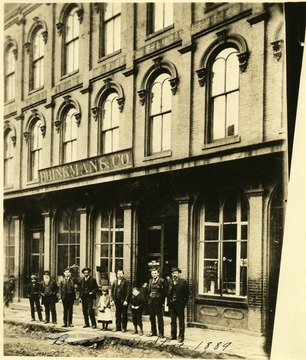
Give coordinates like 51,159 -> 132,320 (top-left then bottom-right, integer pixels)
26,275 -> 43,322
40,271 -> 59,324
58,268 -> 76,327
3,275 -> 15,308
79,267 -> 98,328
167,267 -> 190,343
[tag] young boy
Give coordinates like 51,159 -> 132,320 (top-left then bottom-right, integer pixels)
130,287 -> 145,335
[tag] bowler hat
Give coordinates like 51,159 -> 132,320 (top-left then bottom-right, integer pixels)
101,285 -> 109,292
43,270 -> 51,276
31,275 -> 37,280
171,266 -> 181,273
9,274 -> 15,279
63,268 -> 71,273
82,267 -> 91,274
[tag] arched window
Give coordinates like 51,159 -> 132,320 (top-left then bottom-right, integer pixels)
148,72 -> 172,154
30,119 -> 43,181
94,207 -> 124,275
4,216 -> 15,277
57,209 -> 80,276
65,8 -> 79,74
209,47 -> 239,142
4,130 -> 14,187
198,190 -> 248,298
32,28 -> 44,89
102,3 -> 121,56
147,3 -> 173,34
4,46 -> 16,102
101,92 -> 120,154
63,108 -> 78,163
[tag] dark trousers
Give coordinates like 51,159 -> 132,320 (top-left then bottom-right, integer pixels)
170,301 -> 186,340
82,294 -> 96,326
62,293 -> 74,326
131,308 -> 143,330
43,295 -> 57,323
148,298 -> 164,336
114,300 -> 128,330
29,295 -> 42,320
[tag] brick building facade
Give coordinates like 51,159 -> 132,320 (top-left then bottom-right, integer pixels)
4,2 -> 289,335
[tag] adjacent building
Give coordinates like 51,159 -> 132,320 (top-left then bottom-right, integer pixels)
4,2 -> 290,335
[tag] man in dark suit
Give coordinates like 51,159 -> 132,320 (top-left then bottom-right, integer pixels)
167,267 -> 190,343
27,275 -> 43,322
79,267 -> 98,329
58,268 -> 76,327
111,269 -> 130,332
147,268 -> 166,338
40,270 -> 59,324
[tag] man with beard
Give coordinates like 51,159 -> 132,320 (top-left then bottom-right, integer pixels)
40,271 -> 59,325
79,267 -> 98,329
111,269 -> 130,332
167,267 -> 190,343
58,268 -> 76,327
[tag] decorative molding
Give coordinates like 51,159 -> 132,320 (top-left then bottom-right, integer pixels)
77,9 -> 84,24
91,107 -> 99,121
11,135 -> 17,147
23,131 -> 30,143
40,125 -> 46,137
42,30 -> 48,44
237,51 -> 249,73
12,49 -> 18,60
54,120 -> 61,133
271,39 -> 283,61
116,97 -> 124,113
24,42 -> 31,54
75,113 -> 81,127
15,113 -> 24,121
153,56 -> 163,69
80,83 -> 92,94
196,67 -> 208,87
216,29 -> 228,44
137,89 -> 146,106
63,95 -> 71,105
169,77 -> 178,95
56,22 -> 64,36
122,66 -> 138,77
247,11 -> 269,26
103,78 -> 112,89
16,15 -> 26,26
44,100 -> 55,109
177,43 -> 195,54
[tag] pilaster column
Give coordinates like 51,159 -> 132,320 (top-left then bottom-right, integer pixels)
122,203 -> 132,282
12,216 -> 21,300
78,208 -> 87,271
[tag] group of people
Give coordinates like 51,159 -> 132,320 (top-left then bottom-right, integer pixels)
12,265 -> 190,343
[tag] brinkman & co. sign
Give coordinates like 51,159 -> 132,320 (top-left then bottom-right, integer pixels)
39,149 -> 133,184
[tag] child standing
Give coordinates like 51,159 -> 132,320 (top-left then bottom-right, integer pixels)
97,286 -> 112,331
130,287 -> 144,335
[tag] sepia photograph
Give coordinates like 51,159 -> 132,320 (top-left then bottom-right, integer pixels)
2,1 -> 306,359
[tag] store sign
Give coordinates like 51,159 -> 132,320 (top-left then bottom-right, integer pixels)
39,149 -> 133,184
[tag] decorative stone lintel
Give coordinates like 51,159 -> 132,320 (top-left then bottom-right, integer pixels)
245,188 -> 266,197
153,56 -> 163,69
91,107 -> 99,121
11,135 -> 17,147
216,29 -> 228,43
42,30 -> 48,44
116,97 -> 124,113
63,95 -> 71,105
175,196 -> 191,205
77,9 -> 84,24
23,131 -> 30,143
103,78 -> 112,89
271,40 -> 283,61
169,77 -> 178,95
40,125 -> 46,137
54,120 -> 61,133
56,22 -> 64,36
74,113 -> 81,126
137,89 -> 146,106
196,67 -> 208,87
237,52 -> 249,73
24,42 -> 31,54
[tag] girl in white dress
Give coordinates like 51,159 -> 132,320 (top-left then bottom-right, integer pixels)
97,286 -> 112,330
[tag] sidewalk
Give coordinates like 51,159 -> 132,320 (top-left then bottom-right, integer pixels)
3,300 -> 269,360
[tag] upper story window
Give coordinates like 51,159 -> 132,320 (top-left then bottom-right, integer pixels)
148,72 -> 172,154
4,130 -> 14,187
29,119 -> 43,181
101,92 -> 120,154
4,46 -> 16,102
63,108 -> 78,163
198,191 -> 248,298
32,29 -> 44,89
102,3 -> 121,56
209,47 -> 239,142
147,3 -> 173,34
65,8 -> 79,74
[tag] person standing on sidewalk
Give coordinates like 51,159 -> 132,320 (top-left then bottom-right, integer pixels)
40,270 -> 59,325
58,268 -> 76,327
130,287 -> 144,335
27,275 -> 43,322
147,268 -> 166,338
4,275 -> 15,308
110,269 -> 130,332
79,267 -> 98,329
167,267 -> 190,343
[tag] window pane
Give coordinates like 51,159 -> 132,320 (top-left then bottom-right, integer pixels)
58,245 -> 68,273
164,3 -> 173,27
115,208 -> 123,228
204,260 -> 219,294
112,97 -> 120,127
161,76 -> 172,112
212,96 -> 225,140
112,128 -> 119,152
73,12 -> 79,38
151,82 -> 161,116
105,21 -> 114,55
101,210 -> 109,228
74,39 -> 79,70
58,233 -> 69,244
113,3 -> 121,15
147,229 -> 161,253
101,244 -> 109,257
115,258 -> 123,272
226,52 -> 239,91
212,58 -> 225,96
226,91 -> 239,136
222,242 -> 237,295
114,16 -> 121,51
223,224 -> 237,240
154,3 -> 164,32
115,231 -> 123,243
162,113 -> 171,150
224,193 -> 237,222
115,244 -> 123,257
101,231 -> 109,244
105,3 -> 113,20
100,259 -> 108,273
103,130 -> 112,154
66,14 -> 73,41
151,115 -> 162,153
204,242 -> 218,259
31,237 -> 40,253
103,99 -> 112,130
241,225 -> 248,240
66,43 -> 74,73
205,196 -> 219,222
204,225 -> 219,241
